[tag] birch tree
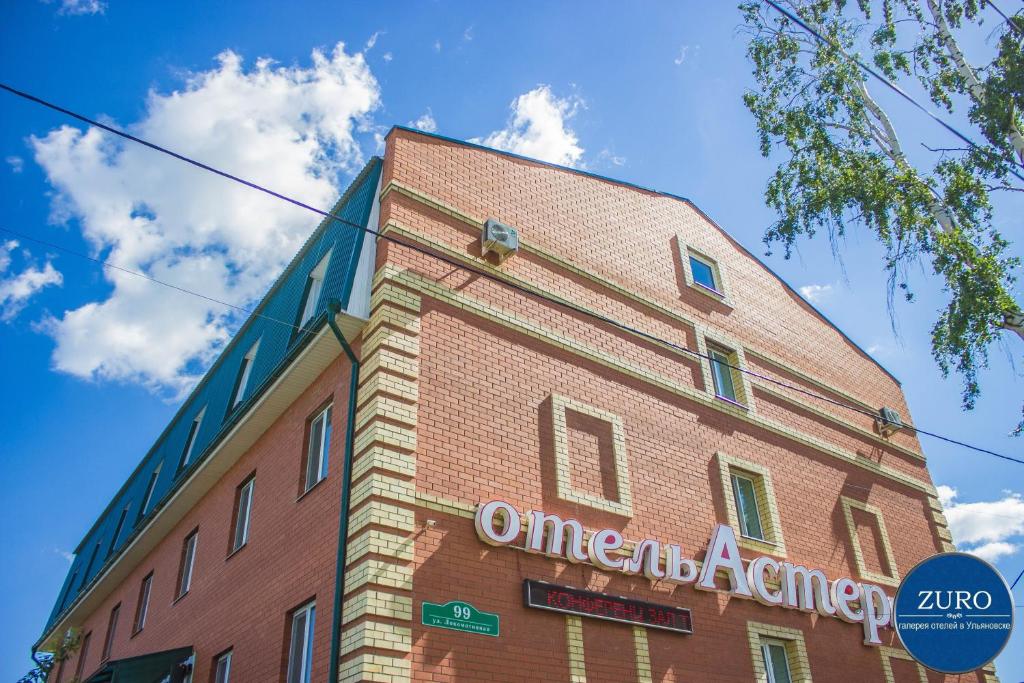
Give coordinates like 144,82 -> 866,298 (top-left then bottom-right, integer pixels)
740,0 -> 1024,431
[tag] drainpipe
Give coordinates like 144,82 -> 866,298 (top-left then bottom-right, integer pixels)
325,299 -> 360,683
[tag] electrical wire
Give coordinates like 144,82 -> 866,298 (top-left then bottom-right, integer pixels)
1,81 -> 1021,466
761,0 -> 1024,183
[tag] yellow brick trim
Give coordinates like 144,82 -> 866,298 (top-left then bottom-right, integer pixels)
354,421 -> 417,457
415,491 -> 477,519
756,384 -> 925,462
378,265 -> 935,495
350,472 -> 415,508
677,235 -> 736,308
878,646 -> 927,683
840,496 -> 901,587
345,559 -> 413,593
348,529 -> 415,563
338,653 -> 411,683
379,183 -> 887,432
746,621 -> 813,682
363,324 -> 420,358
358,371 -> 419,405
340,620 -> 412,656
361,347 -> 420,383
550,393 -> 633,517
352,446 -> 417,483
348,501 -> 416,536
565,615 -> 587,683
342,589 -> 413,624
633,626 -> 653,683
716,452 -> 787,556
356,395 -> 418,433
370,281 -> 422,313
698,326 -> 756,414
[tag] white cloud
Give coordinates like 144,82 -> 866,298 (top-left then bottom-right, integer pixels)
55,0 -> 105,15
939,486 -> 1024,562
31,43 -> 380,397
6,156 -> 24,173
674,45 -> 690,65
799,283 -> 834,303
365,31 -> 383,51
53,547 -> 74,564
433,40 -> 442,53
0,240 -> 63,321
475,85 -> 584,167
408,110 -> 437,133
383,52 -> 393,63
597,148 -> 626,167
463,26 -> 474,42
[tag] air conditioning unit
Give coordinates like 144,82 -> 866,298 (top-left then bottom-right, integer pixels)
875,406 -> 904,437
482,218 -> 519,262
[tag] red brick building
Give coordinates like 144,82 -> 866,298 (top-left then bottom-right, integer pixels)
38,127 -> 994,682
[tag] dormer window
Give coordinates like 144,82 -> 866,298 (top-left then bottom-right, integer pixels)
177,407 -> 205,473
230,340 -> 260,411
296,251 -> 332,333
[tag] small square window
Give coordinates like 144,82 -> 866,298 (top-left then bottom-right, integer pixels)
303,405 -> 332,493
731,473 -> 765,541
689,254 -> 718,292
761,639 -> 793,683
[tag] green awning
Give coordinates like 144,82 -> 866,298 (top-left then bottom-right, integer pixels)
85,646 -> 193,683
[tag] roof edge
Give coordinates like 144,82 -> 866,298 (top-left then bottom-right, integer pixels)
387,125 -> 900,387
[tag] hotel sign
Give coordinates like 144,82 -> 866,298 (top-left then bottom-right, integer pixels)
524,579 -> 693,633
476,500 -> 894,646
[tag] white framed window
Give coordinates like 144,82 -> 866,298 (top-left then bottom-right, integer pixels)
133,572 -> 153,633
286,601 -> 316,683
731,472 -> 766,541
689,253 -> 720,292
178,530 -> 198,598
231,341 -> 260,409
107,504 -> 130,558
297,251 -> 332,331
214,650 -> 232,683
761,639 -> 794,683
136,462 -> 162,525
177,408 -> 205,473
101,603 -> 120,662
709,346 -> 739,402
303,405 -> 332,492
232,477 -> 255,552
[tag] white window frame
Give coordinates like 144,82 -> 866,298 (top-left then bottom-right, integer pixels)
232,477 -> 255,552
232,340 -> 260,409
178,531 -> 198,598
304,405 -> 332,492
214,650 -> 232,683
286,601 -> 316,683
731,472 -> 766,541
133,572 -> 153,633
761,639 -> 794,683
178,407 -> 205,472
709,347 -> 739,402
298,251 -> 332,329
137,462 -> 162,524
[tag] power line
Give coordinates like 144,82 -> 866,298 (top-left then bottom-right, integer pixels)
761,0 -> 1024,183
2,81 -> 1021,467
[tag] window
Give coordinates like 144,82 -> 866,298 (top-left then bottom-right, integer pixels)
303,405 -> 332,492
82,541 -> 101,583
761,640 -> 793,683
230,341 -> 260,410
107,505 -> 130,559
136,462 -> 162,526
689,254 -> 719,292
295,250 -> 332,333
213,650 -> 232,683
286,601 -> 316,683
231,476 -> 255,552
102,603 -> 120,662
177,408 -> 205,473
74,632 -> 91,680
177,530 -> 198,598
709,346 -> 739,402
716,452 -> 787,555
133,572 -> 153,634
731,473 -> 765,541
840,496 -> 901,586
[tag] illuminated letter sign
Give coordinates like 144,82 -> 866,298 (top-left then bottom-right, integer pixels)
523,580 -> 693,634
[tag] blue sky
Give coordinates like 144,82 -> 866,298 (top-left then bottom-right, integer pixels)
1,0 -> 1021,679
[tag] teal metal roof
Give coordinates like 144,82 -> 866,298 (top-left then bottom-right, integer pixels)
44,157 -> 381,635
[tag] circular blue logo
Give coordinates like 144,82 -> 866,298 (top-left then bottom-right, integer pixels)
894,552 -> 1014,674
